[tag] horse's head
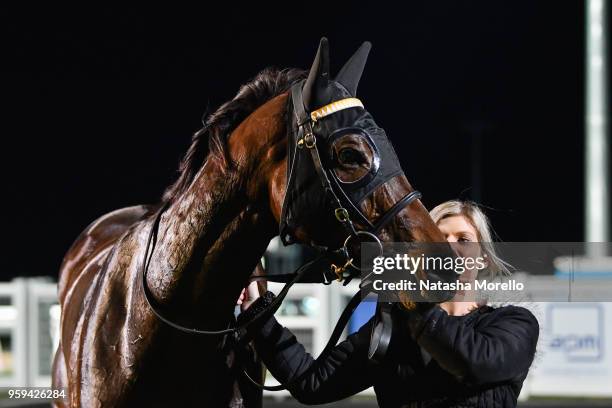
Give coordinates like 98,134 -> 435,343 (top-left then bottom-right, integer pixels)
221,38 -> 456,304
276,38 -> 447,250
257,38 -> 456,304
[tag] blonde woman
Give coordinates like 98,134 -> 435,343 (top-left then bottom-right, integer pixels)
431,200 -> 512,315
238,200 -> 539,408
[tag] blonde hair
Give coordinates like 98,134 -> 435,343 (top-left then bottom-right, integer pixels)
430,200 -> 511,278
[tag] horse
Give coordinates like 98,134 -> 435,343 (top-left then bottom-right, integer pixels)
52,38 -> 452,407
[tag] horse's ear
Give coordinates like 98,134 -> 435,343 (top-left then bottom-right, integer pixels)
302,37 -> 330,111
335,41 -> 371,96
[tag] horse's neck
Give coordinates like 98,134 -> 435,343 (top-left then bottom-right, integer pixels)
144,157 -> 276,327
144,92 -> 289,328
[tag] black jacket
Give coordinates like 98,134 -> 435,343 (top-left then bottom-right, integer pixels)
246,295 -> 539,407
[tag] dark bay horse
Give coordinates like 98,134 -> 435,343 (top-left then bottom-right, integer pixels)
52,39 -> 450,407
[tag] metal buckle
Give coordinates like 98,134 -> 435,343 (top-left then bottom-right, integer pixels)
297,124 -> 316,149
331,258 -> 354,282
303,131 -> 316,148
334,208 -> 350,223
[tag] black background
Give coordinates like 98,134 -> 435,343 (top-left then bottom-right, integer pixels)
2,2 -> 610,280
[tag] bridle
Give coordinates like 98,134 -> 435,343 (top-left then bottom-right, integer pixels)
140,80 -> 423,390
281,81 -> 422,253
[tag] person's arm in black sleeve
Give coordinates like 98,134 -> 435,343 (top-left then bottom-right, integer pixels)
403,304 -> 539,386
240,291 -> 376,404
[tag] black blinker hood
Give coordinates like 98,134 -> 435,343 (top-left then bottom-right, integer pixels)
279,39 -> 405,245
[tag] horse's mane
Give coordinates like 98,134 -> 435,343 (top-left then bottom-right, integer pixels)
162,67 -> 306,204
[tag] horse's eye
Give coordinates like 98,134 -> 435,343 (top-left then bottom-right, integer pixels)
337,148 -> 363,164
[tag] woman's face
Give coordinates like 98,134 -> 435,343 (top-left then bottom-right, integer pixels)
437,215 -> 482,284
437,215 -> 479,243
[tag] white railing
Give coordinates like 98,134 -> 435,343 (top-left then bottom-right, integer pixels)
0,277 -> 57,388
0,278 -> 28,388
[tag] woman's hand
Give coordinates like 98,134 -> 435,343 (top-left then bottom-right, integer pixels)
237,280 -> 261,311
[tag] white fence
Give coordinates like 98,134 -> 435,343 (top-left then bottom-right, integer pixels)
0,277 -> 59,388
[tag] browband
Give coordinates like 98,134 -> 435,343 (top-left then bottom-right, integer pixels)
310,98 -> 364,122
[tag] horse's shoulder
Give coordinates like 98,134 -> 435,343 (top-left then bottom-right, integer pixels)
57,205 -> 153,304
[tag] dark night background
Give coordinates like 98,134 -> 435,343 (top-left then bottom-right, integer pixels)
2,2 -> 610,280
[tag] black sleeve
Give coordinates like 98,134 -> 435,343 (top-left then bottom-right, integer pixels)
247,300 -> 377,404
405,305 -> 539,386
